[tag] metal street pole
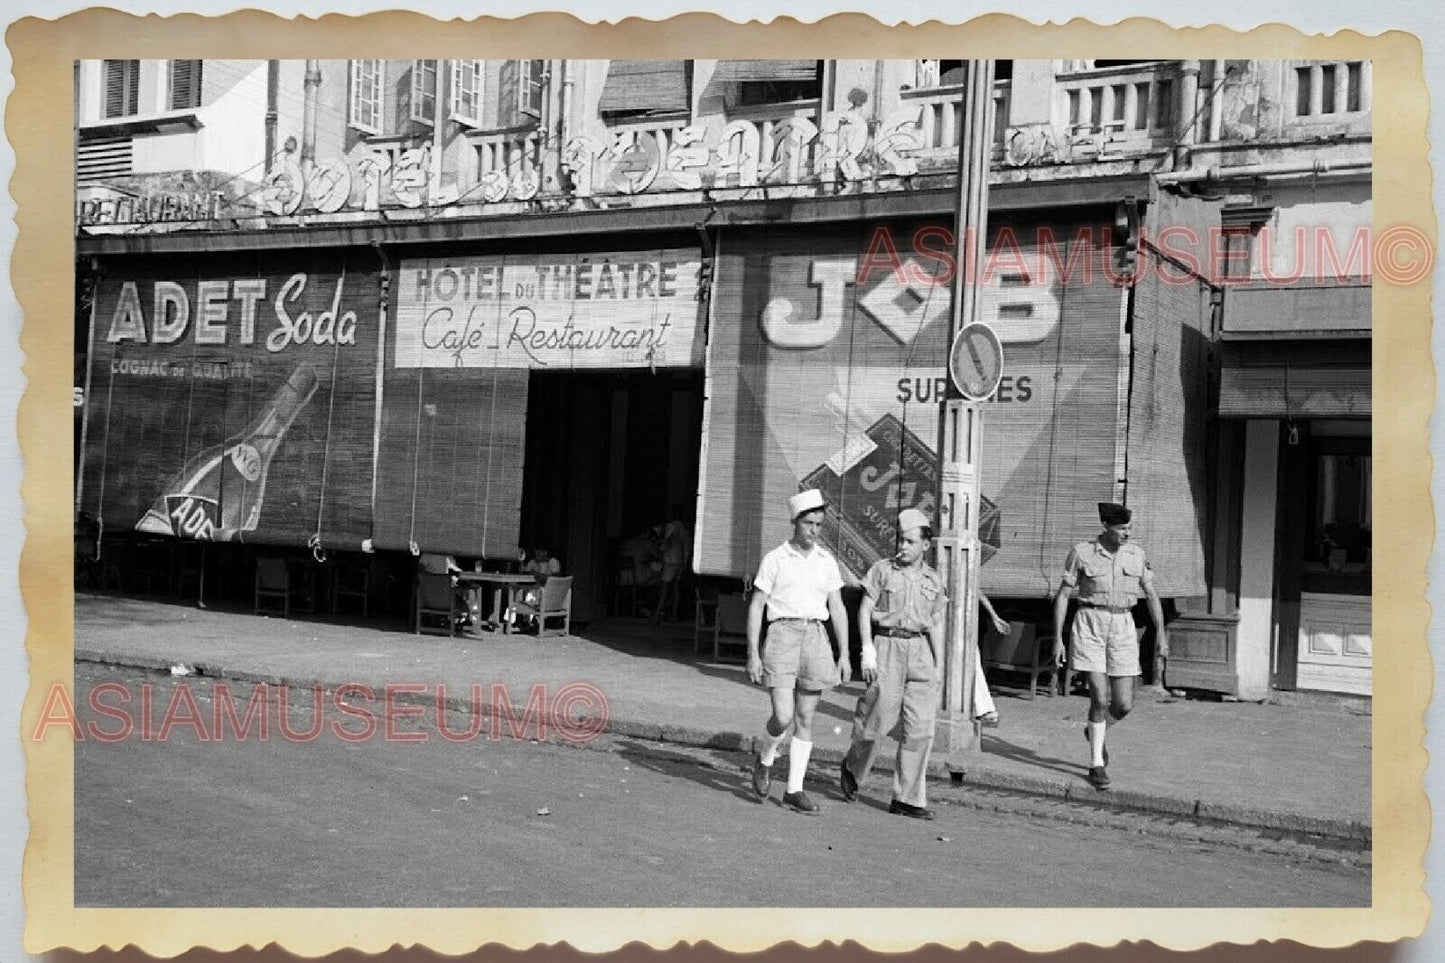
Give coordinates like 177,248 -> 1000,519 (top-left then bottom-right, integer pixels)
935,60 -> 995,766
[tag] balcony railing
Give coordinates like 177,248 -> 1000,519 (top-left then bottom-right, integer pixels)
1056,62 -> 1177,144
472,131 -> 543,181
899,79 -> 1011,154
723,98 -> 821,145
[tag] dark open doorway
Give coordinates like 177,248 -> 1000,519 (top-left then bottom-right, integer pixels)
519,369 -> 704,625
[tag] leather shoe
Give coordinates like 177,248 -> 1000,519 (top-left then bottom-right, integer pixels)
750,756 -> 772,801
1087,765 -> 1111,791
783,790 -> 820,815
888,799 -> 936,820
839,760 -> 858,802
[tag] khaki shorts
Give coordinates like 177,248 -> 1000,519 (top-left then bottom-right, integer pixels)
763,619 -> 840,691
1070,608 -> 1141,677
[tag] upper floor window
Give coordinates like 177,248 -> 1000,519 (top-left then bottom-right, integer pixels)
599,61 -> 691,123
349,59 -> 383,134
517,59 -> 545,117
103,59 -> 139,118
410,60 -> 438,124
715,60 -> 822,107
915,60 -> 1012,88
1218,207 -> 1271,280
169,60 -> 202,110
1293,61 -> 1369,117
451,59 -> 483,125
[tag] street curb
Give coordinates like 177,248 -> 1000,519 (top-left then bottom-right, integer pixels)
73,649 -> 1370,844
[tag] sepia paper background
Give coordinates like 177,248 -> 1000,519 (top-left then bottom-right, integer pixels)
9,7 -> 1435,956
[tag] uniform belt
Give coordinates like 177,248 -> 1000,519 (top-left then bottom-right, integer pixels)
773,617 -> 822,624
1080,602 -> 1132,614
874,626 -> 924,638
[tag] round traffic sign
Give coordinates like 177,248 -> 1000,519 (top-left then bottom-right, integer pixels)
949,322 -> 1005,401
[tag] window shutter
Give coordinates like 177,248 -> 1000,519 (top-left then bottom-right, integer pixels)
498,60 -> 520,126
450,60 -> 482,125
599,61 -> 689,116
518,59 -> 545,117
711,60 -> 820,83
169,60 -> 202,110
349,59 -> 382,133
104,60 -> 139,118
409,60 -> 437,124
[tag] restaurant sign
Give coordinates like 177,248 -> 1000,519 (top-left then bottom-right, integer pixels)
393,249 -> 704,370
76,105 -> 935,228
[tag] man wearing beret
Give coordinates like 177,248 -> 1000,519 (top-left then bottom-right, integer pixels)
1052,502 -> 1168,790
746,488 -> 852,815
838,507 -> 948,820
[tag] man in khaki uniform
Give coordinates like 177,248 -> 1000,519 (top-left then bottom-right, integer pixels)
1052,502 -> 1169,791
838,508 -> 947,820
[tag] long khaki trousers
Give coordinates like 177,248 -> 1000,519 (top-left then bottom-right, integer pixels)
844,634 -> 938,808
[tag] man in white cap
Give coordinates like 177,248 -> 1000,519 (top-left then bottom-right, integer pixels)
746,488 -> 851,814
839,507 -> 948,820
1052,501 -> 1169,791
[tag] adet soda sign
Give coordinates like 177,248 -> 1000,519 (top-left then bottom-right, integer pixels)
104,274 -> 360,353
80,260 -> 382,549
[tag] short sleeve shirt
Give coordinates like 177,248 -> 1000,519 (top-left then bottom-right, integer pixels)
753,540 -> 845,621
1059,538 -> 1154,608
863,559 -> 948,633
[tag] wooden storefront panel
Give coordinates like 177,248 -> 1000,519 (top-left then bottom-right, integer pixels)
80,251 -> 380,549
698,216 -> 1130,597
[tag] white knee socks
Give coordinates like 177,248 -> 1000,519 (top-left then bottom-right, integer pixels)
787,737 -> 813,793
760,724 -> 789,765
1087,720 -> 1107,767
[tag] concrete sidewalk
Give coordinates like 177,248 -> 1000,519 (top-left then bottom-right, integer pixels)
72,592 -> 1371,841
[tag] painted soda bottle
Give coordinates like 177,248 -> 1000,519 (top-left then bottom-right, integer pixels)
136,363 -> 320,541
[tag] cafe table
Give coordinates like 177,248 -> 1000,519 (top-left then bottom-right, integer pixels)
456,571 -> 537,635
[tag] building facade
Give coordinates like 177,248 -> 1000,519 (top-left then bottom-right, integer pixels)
74,58 -> 1372,697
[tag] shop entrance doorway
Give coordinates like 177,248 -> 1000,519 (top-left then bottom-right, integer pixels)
1274,421 -> 1372,695
520,369 -> 704,626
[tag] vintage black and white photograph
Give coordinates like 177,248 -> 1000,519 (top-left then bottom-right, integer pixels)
60,47 -> 1383,923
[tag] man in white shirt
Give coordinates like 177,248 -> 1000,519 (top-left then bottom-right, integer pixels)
746,489 -> 851,815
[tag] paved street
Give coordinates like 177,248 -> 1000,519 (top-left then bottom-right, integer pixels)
73,663 -> 1368,908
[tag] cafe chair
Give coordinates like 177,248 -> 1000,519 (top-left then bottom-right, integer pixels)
713,592 -> 750,663
693,585 -> 720,654
254,558 -> 293,617
287,559 -> 318,615
331,558 -> 371,617
514,575 -> 572,637
170,543 -> 204,600
415,572 -> 459,636
979,621 -> 1065,699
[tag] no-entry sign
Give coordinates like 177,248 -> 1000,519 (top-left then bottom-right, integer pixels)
949,322 -> 1005,401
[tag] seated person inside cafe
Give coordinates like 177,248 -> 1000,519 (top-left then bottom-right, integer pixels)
651,508 -> 693,624
507,548 -> 562,630
619,526 -> 664,589
418,551 -> 477,629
